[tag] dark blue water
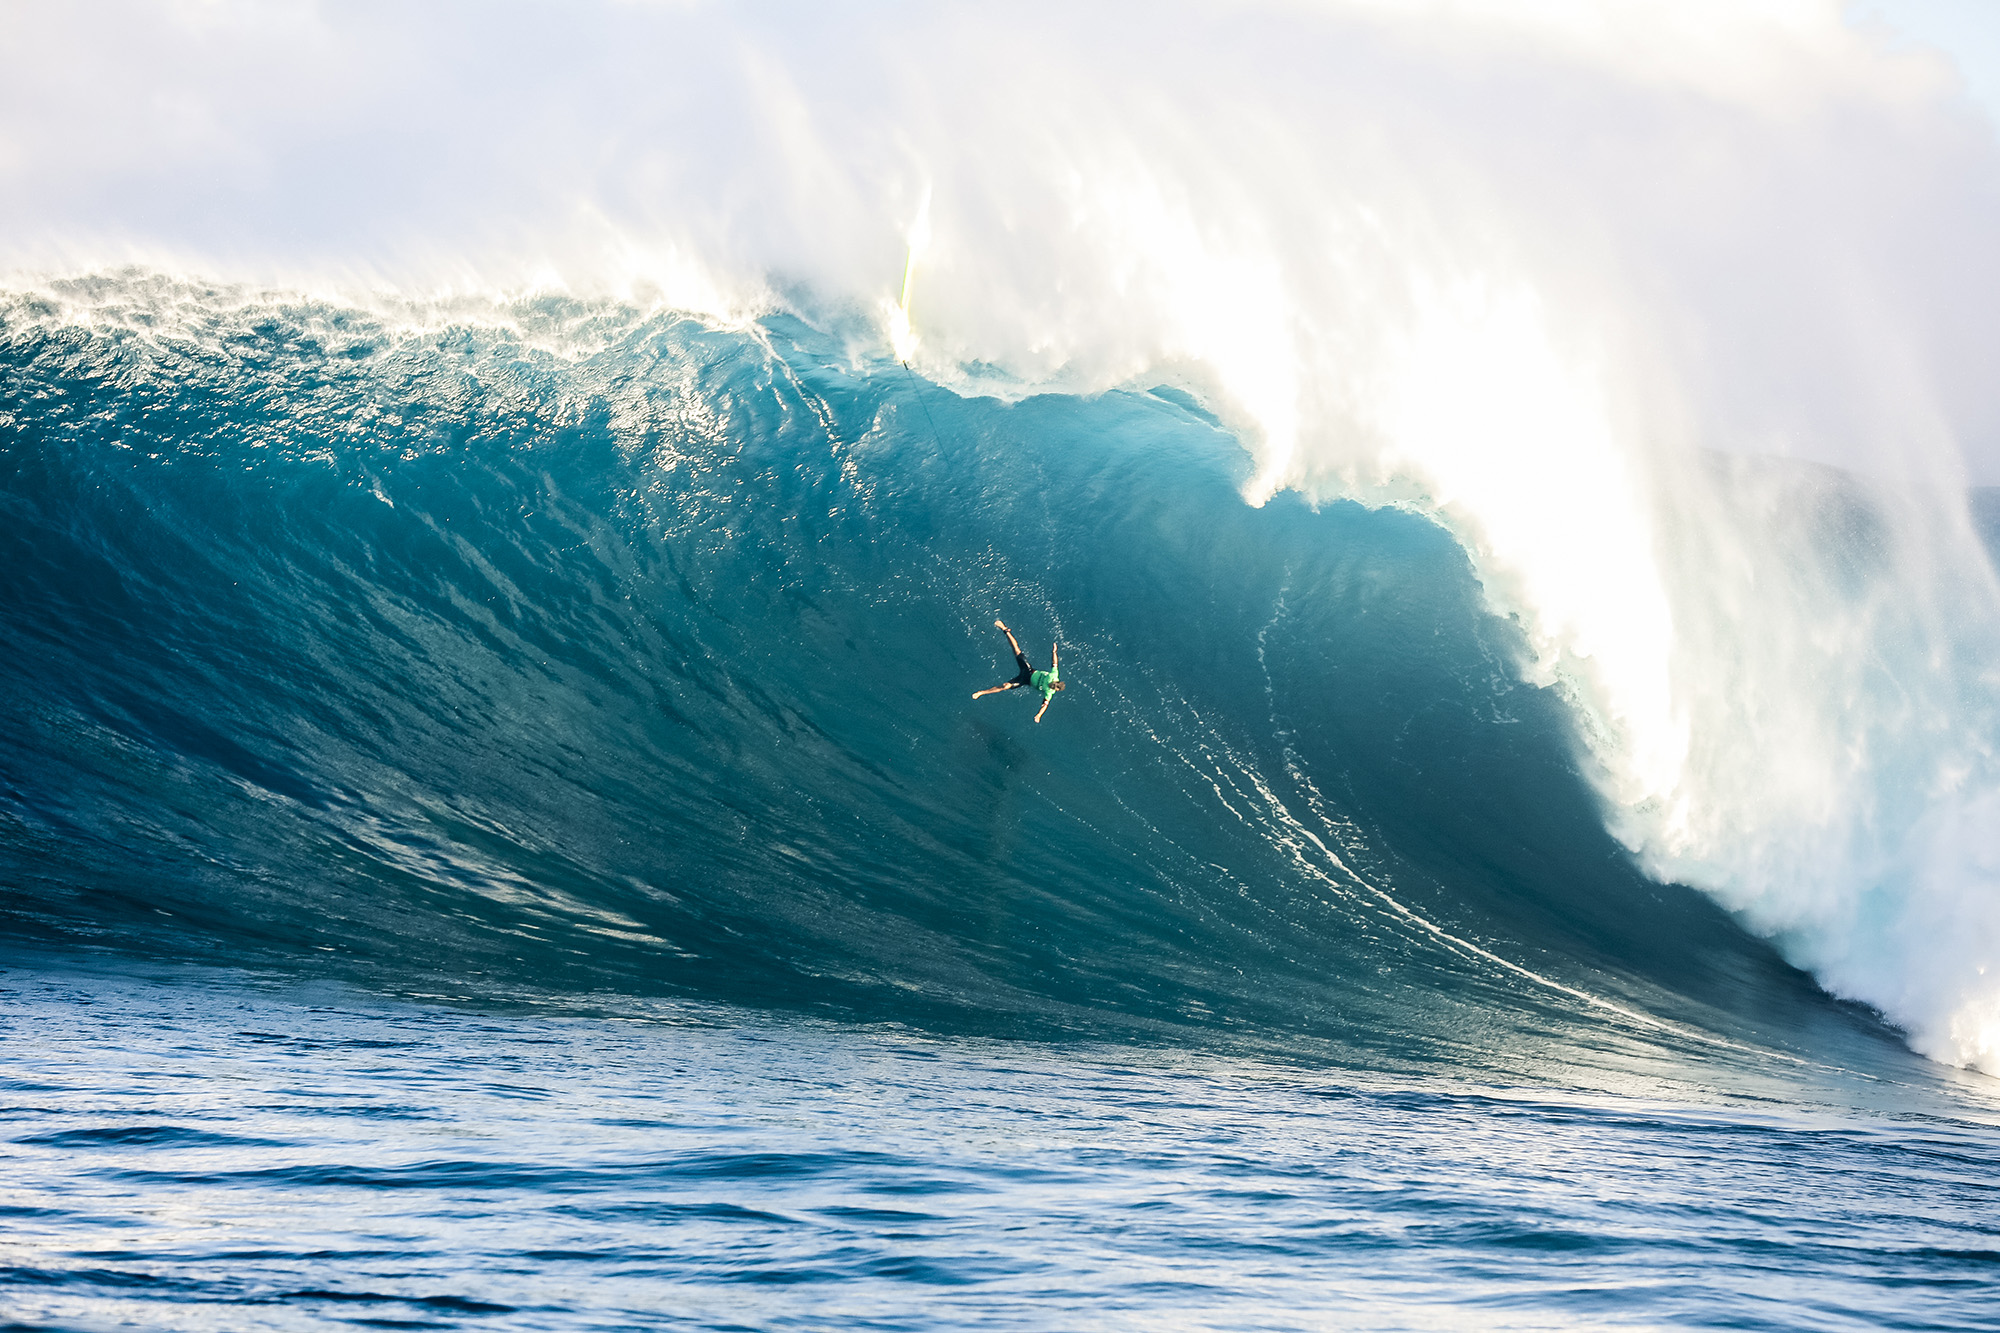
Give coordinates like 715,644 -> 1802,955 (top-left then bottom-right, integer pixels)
5,960 -> 1998,1333
3,278 -> 1998,1329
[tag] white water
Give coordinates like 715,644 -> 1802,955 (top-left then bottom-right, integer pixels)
7,0 -> 2000,1068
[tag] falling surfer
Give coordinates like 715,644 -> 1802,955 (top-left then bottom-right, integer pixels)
973,619 -> 1065,723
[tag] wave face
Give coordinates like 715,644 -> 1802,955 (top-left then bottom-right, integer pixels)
0,279 -> 1893,1079
5,2 -> 2000,1072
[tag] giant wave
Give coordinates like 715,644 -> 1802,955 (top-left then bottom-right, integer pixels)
0,277 -> 1931,1089
4,0 -> 2000,1075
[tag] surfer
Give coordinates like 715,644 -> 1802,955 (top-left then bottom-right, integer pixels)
973,619 -> 1065,723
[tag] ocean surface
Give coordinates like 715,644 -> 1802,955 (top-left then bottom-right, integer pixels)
3,281 -> 2000,1330
6,960 -> 2000,1333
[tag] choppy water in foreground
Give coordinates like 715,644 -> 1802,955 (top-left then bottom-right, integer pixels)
4,959 -> 1997,1333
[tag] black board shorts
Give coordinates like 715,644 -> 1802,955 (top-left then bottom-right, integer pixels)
1011,652 -> 1036,687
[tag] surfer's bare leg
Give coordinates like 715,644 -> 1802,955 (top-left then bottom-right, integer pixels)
973,682 -> 1021,700
995,619 -> 1025,658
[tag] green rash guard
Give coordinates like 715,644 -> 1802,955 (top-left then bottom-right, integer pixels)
1030,666 -> 1060,703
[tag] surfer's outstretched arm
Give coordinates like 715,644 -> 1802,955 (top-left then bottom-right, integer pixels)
1034,643 -> 1060,723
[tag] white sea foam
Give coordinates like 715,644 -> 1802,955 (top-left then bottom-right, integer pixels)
6,0 -> 2000,1067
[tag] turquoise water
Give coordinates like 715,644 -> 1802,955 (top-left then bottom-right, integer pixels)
3,283 -> 1999,1329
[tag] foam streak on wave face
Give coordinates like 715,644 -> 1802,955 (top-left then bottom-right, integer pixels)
7,0 -> 2000,1067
